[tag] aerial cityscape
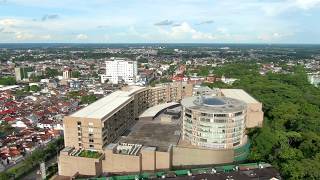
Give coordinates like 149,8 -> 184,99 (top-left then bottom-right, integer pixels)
0,1 -> 320,180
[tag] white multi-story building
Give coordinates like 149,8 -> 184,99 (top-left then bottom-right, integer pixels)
181,96 -> 247,149
63,67 -> 72,79
308,73 -> 320,87
101,58 -> 138,84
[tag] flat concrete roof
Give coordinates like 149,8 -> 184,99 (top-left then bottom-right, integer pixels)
221,89 -> 259,104
118,110 -> 181,152
70,86 -> 146,119
181,96 -> 246,114
139,102 -> 179,118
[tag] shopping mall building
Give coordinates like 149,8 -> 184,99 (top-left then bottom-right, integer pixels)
58,83 -> 263,177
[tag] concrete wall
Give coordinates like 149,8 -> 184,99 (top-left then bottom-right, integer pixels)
58,154 -> 102,177
246,103 -> 264,128
59,144 -> 237,176
141,147 -> 156,171
172,146 -> 234,167
155,151 -> 171,170
102,146 -> 173,173
102,148 -> 141,173
246,111 -> 263,128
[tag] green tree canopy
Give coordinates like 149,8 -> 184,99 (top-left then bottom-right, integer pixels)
0,76 -> 16,85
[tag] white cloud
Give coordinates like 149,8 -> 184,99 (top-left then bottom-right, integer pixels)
261,0 -> 320,16
257,32 -> 290,41
15,32 -> 34,40
40,34 -> 52,40
15,32 -> 51,41
217,27 -> 228,34
0,0 -> 318,43
0,18 -> 20,27
75,34 -> 88,40
159,22 -> 216,40
191,32 -> 216,40
294,0 -> 320,10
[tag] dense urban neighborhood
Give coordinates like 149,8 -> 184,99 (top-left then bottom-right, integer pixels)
0,44 -> 319,180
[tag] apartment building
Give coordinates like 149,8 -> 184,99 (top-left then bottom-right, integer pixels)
101,58 -> 138,84
58,85 -> 263,177
63,67 -> 72,79
63,86 -> 149,151
150,82 -> 193,105
63,83 -> 192,151
14,66 -> 34,81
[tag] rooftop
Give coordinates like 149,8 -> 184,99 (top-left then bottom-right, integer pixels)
221,89 -> 259,104
139,102 -> 179,118
181,96 -> 246,113
118,106 -> 182,152
70,86 -> 146,119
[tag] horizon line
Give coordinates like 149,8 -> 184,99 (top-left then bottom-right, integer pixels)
0,42 -> 320,45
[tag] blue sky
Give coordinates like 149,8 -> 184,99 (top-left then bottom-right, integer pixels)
0,0 -> 319,43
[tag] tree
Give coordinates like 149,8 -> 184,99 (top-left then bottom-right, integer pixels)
80,95 -> 97,104
30,85 -> 40,92
68,91 -> 81,99
72,71 -> 81,78
0,76 -> 16,85
29,74 -> 42,82
24,85 -> 30,92
0,172 -> 11,180
45,67 -> 59,78
92,72 -> 99,78
228,63 -> 320,179
202,81 -> 231,89
138,57 -> 148,63
0,121 -> 15,136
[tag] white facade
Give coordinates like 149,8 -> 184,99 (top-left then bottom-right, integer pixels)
63,69 -> 72,79
101,58 -> 138,84
181,96 -> 247,150
308,73 -> 320,87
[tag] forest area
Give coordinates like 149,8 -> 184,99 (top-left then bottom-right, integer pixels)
204,63 -> 320,180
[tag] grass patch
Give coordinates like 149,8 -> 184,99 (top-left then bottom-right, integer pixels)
78,150 -> 101,159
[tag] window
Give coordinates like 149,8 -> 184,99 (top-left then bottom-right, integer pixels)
89,128 -> 93,133
200,138 -> 207,142
77,121 -> 81,125
89,139 -> 94,143
201,113 -> 208,116
89,133 -> 94,137
214,119 -> 226,123
88,122 -> 93,126
185,113 -> 191,118
186,129 -> 192,134
214,114 -> 227,117
200,118 -> 210,122
233,142 -> 240,146
89,144 -> 94,148
235,112 -> 243,116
